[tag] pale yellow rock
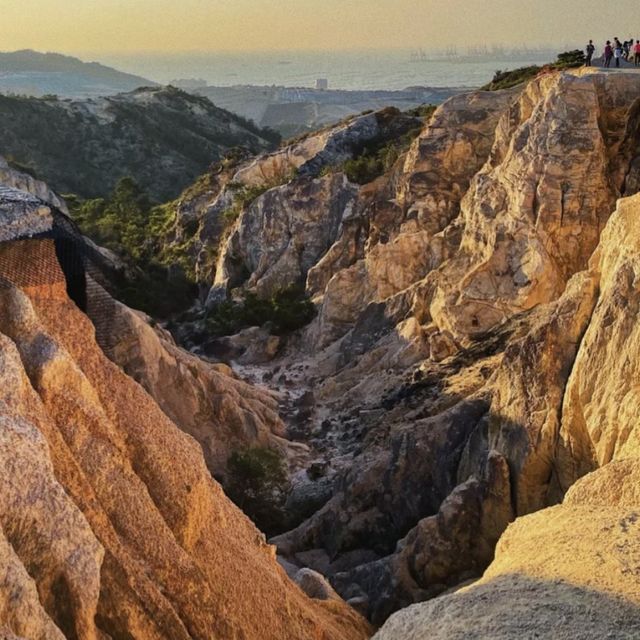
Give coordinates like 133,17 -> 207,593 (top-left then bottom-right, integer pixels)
429,72 -> 634,340
565,459 -> 640,508
557,193 -> 640,490
399,88 -> 518,235
484,269 -> 599,515
232,112 -> 380,187
374,500 -> 640,639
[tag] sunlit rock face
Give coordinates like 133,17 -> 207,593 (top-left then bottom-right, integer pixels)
0,190 -> 370,639
555,193 -> 640,486
6,65 -> 640,639
372,191 -> 640,639
216,173 -> 359,299
101,299 -> 290,476
135,69 -> 640,632
194,69 -> 640,626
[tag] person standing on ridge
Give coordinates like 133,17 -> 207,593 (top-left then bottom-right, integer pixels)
586,40 -> 595,66
634,40 -> 640,67
604,40 -> 614,68
614,38 -> 623,67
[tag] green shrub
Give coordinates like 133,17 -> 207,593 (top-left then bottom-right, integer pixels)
206,286 -> 316,337
405,104 -> 438,120
343,155 -> 383,184
555,49 -> 586,68
482,50 -> 589,91
69,176 -> 152,260
68,177 -> 197,317
224,447 -> 289,535
341,125 -> 423,185
482,66 -> 542,91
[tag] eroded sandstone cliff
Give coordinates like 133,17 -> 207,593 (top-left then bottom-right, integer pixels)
162,67 -> 640,631
0,189 -> 370,639
5,64 -> 640,639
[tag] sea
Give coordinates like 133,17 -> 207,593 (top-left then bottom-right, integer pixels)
94,49 -> 563,90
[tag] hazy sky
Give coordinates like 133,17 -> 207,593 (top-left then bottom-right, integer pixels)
2,0 -> 638,53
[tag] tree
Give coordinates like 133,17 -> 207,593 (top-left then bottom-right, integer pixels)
224,447 -> 289,535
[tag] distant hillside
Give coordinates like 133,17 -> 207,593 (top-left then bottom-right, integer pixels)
0,86 -> 280,200
0,49 -> 155,97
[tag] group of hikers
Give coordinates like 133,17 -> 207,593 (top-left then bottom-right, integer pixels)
585,37 -> 640,67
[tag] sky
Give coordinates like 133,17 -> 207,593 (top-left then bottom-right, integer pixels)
1,0 -> 638,54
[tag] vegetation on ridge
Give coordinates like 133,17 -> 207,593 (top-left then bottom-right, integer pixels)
0,86 -> 279,200
318,107 -> 427,185
482,49 -> 586,91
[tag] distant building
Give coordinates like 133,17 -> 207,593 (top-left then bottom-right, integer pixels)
316,78 -> 328,91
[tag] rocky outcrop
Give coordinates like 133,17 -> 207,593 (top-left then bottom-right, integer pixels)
398,88 -> 519,234
0,156 -> 68,212
216,173 -> 359,297
204,69 -> 640,626
427,72 -> 629,343
374,458 -> 640,640
352,165 -> 640,633
0,185 -> 55,241
231,107 -> 421,186
161,108 -> 421,299
555,193 -> 640,490
102,300 -> 289,475
0,193 -> 369,639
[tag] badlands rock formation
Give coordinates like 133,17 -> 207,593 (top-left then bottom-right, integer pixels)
375,458 -> 640,639
374,190 -> 640,637
163,107 -> 421,295
5,64 -> 640,639
96,300 -> 289,475
0,188 -> 370,638
0,167 -> 291,480
162,67 -> 640,631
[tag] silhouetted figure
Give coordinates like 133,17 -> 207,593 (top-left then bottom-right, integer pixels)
586,40 -> 595,66
604,41 -> 614,68
614,38 -> 623,67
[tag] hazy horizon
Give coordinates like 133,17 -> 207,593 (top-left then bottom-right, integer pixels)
3,0 -> 640,54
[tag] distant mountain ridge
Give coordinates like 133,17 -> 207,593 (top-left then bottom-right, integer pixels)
0,85 -> 279,200
0,49 -> 155,97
